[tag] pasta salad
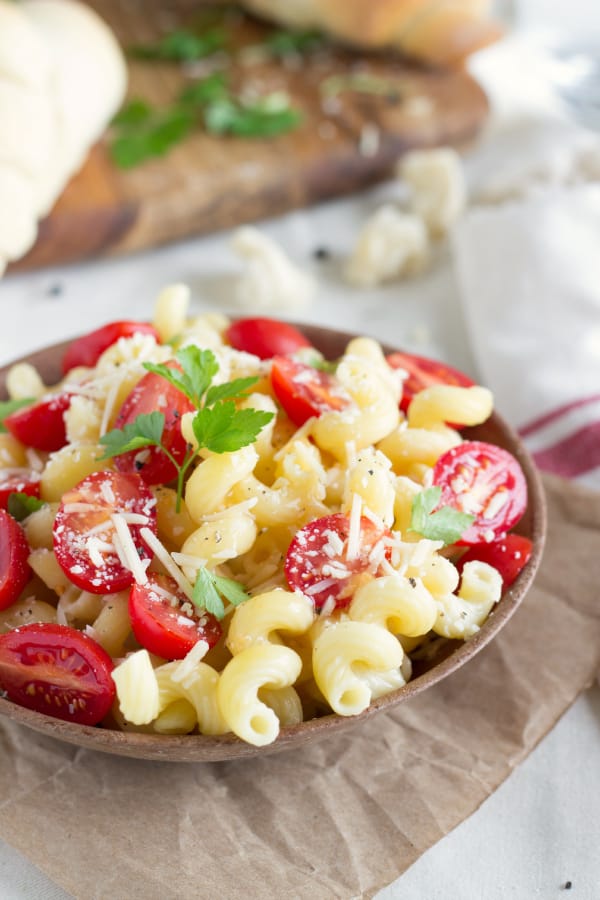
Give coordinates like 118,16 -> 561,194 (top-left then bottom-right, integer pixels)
0,287 -> 532,746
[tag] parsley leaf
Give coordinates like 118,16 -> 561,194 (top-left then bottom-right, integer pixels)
110,105 -> 195,169
7,493 -> 45,522
179,72 -> 229,106
0,398 -> 34,432
192,402 -> 272,453
177,346 -> 220,405
99,411 -> 166,459
112,99 -> 153,128
204,376 -> 259,406
409,487 -> 475,546
265,29 -> 324,57
211,572 -> 250,607
192,567 -> 249,620
144,346 -> 219,408
130,28 -> 225,62
204,95 -> 301,138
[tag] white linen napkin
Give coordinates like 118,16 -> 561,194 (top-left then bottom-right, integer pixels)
453,41 -> 600,489
453,179 -> 600,489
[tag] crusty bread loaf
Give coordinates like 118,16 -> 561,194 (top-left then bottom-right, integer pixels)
239,0 -> 502,65
0,0 -> 126,271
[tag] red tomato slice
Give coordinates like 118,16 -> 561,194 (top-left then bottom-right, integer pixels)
387,351 -> 474,419
285,512 -> 392,611
53,471 -> 157,594
62,320 -> 160,374
457,534 -> 533,590
0,623 -> 115,725
4,393 -> 71,452
0,468 -> 41,510
270,356 -> 350,427
0,509 -> 31,610
113,368 -> 194,485
129,573 -> 222,660
226,317 -> 311,360
432,441 -> 528,546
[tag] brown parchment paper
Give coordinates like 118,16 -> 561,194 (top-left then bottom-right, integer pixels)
0,474 -> 599,900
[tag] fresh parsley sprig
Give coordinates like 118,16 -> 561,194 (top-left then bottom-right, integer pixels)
0,398 -> 34,433
7,493 -> 45,522
193,568 -> 249,620
99,347 -> 273,511
110,103 -> 195,169
409,487 -> 474,546
203,95 -> 301,138
181,76 -> 302,139
130,28 -> 226,62
144,346 -> 219,409
110,72 -> 301,168
99,411 -> 167,458
179,72 -> 229,107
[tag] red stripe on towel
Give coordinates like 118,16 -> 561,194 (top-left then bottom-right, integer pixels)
531,420 -> 600,478
519,394 -> 600,438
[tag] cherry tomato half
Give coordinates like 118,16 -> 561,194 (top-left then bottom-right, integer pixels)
113,368 -> 194,485
53,470 -> 157,594
4,392 -> 71,452
0,623 -> 115,725
432,441 -> 528,546
271,356 -> 350,427
62,320 -> 160,374
226,317 -> 312,360
0,509 -> 31,610
0,468 -> 41,510
129,573 -> 222,660
457,535 -> 533,590
285,512 -> 392,611
387,351 -> 474,418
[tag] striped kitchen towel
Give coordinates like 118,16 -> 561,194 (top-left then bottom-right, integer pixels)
453,160 -> 600,489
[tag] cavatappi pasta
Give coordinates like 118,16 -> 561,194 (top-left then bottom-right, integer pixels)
0,289 -> 531,746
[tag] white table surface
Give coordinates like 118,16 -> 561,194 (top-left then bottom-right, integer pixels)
1,181 -> 599,899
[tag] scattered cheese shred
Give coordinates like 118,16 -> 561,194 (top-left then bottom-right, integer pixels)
346,493 -> 363,562
140,526 -> 195,600
111,514 -> 148,585
319,596 -> 337,617
170,640 -> 210,685
99,374 -> 122,437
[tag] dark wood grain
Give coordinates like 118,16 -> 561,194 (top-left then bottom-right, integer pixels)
9,0 -> 488,272
0,325 -> 546,762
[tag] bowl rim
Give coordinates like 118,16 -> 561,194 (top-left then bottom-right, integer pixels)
0,325 -> 547,761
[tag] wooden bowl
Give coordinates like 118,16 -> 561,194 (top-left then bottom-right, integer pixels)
0,326 -> 546,762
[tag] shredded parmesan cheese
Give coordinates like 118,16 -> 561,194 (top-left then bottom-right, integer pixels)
99,375 -> 121,437
319,596 -> 337,617
346,493 -> 363,562
111,514 -> 148,585
170,640 -> 210,684
140,526 -> 195,600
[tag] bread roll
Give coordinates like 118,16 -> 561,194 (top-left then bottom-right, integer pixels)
0,167 -> 39,263
21,0 -> 127,215
239,0 -> 501,65
0,0 -> 127,271
0,81 -> 56,180
0,0 -> 51,88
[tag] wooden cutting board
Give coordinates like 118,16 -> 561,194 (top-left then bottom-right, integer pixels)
11,0 -> 489,272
